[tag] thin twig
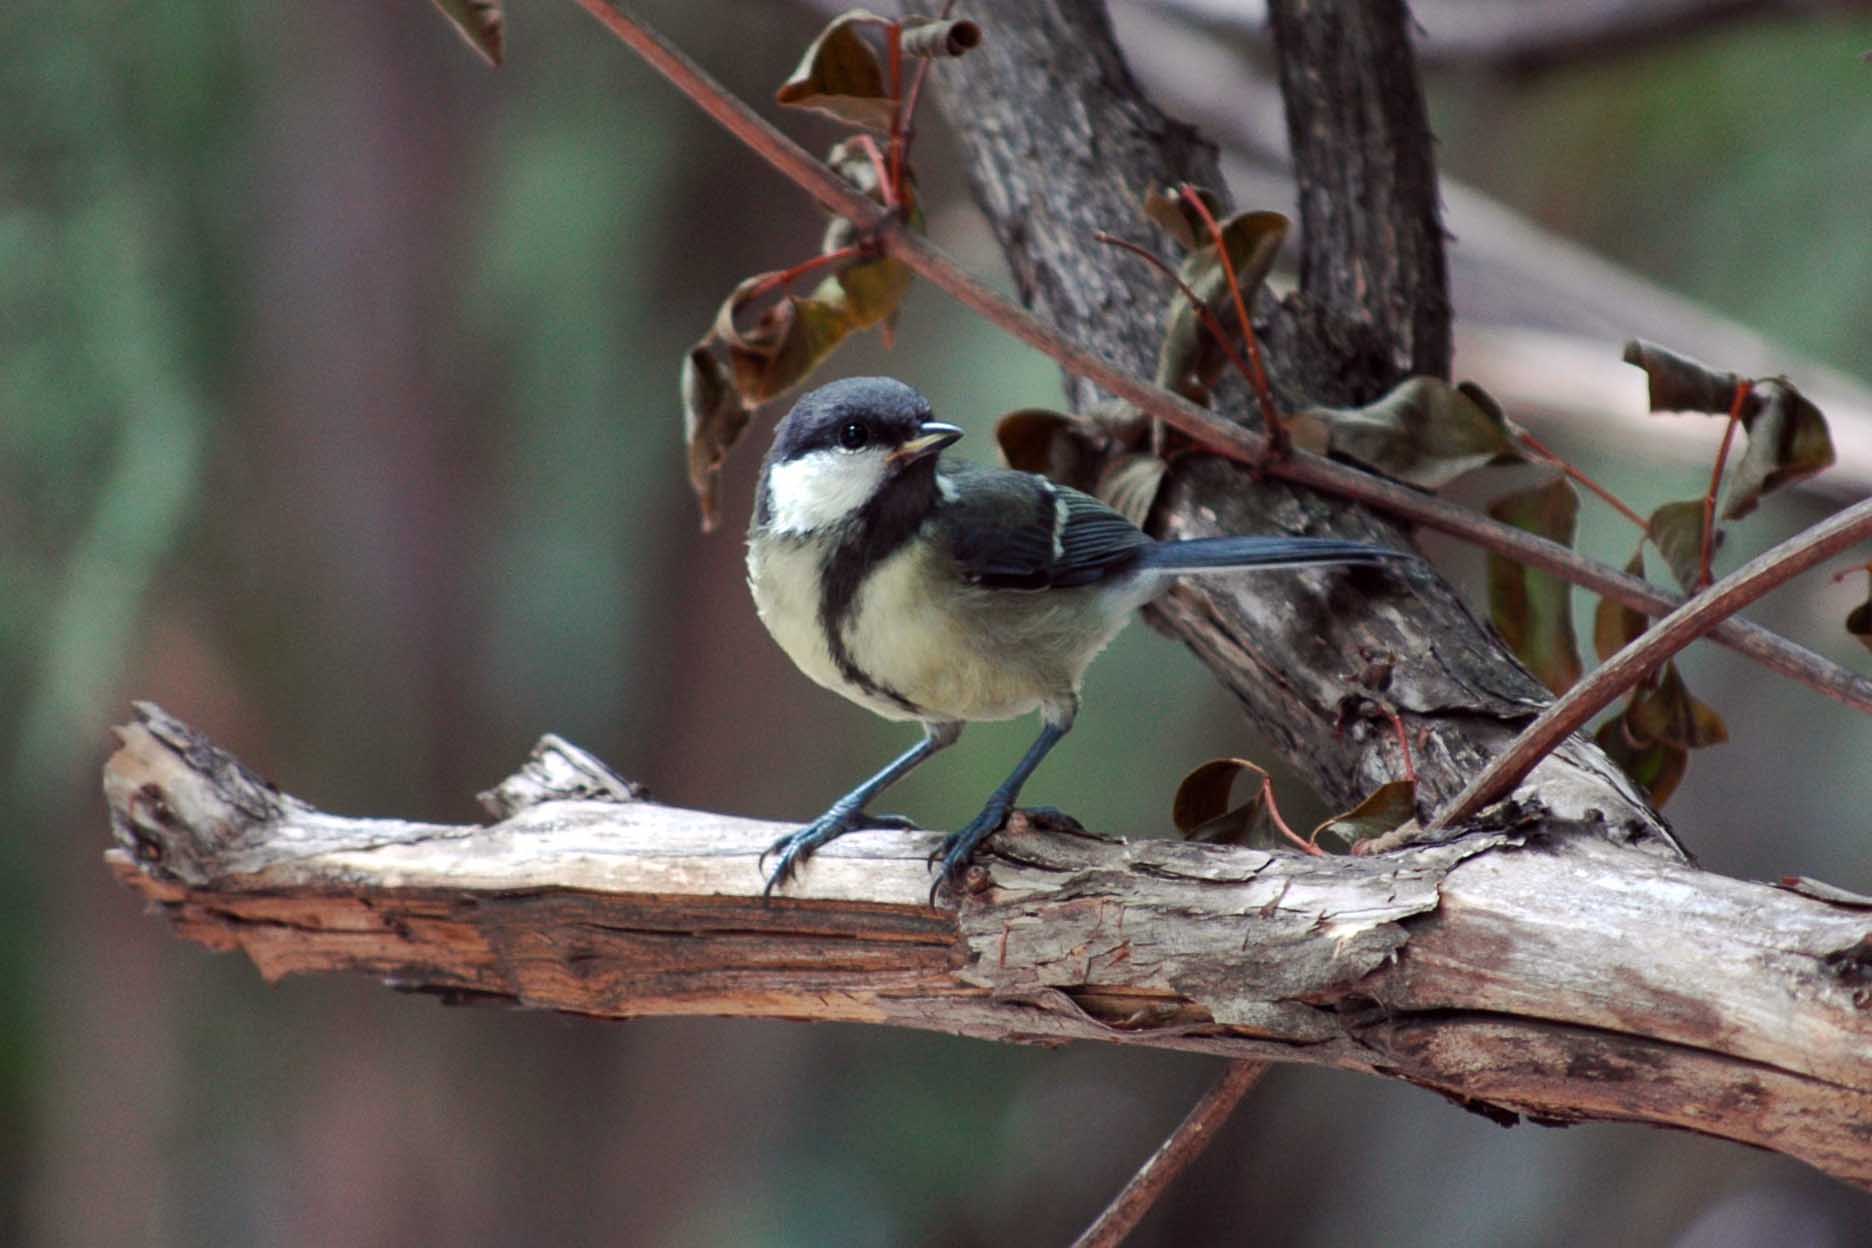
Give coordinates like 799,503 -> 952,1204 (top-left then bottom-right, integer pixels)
1701,379 -> 1753,589
1178,184 -> 1287,452
1432,495 -> 1872,828
1072,1061 -> 1271,1248
572,0 -> 1872,718
1517,428 -> 1650,534
735,244 -> 864,307
1092,231 -> 1261,408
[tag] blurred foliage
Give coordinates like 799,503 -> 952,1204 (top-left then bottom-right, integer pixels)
3,3 -> 1871,1246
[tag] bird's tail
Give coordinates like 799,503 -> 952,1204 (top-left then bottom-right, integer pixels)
1137,535 -> 1412,576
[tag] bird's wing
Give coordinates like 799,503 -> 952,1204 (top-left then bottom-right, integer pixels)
936,464 -> 1149,590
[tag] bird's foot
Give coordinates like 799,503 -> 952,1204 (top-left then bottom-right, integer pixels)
927,797 -> 1016,904
761,807 -> 921,896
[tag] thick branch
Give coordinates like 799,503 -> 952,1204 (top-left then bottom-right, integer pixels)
104,706 -> 1872,1188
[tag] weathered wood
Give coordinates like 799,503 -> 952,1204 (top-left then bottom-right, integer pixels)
104,705 -> 1872,1187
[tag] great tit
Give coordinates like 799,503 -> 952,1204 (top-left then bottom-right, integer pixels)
747,376 -> 1412,899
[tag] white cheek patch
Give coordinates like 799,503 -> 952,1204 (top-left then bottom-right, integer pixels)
765,447 -> 888,534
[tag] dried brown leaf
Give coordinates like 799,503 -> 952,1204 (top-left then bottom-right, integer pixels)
775,12 -> 894,131
1622,339 -> 1741,414
1487,477 -> 1584,695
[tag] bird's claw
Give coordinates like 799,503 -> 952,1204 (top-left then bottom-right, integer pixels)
925,798 -> 1015,905
761,808 -> 921,897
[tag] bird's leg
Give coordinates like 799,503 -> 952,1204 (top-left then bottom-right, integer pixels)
930,704 -> 1075,901
762,722 -> 961,895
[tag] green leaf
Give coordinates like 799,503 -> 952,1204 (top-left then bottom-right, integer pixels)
775,13 -> 895,131
1172,758 -> 1282,848
430,0 -> 505,67
680,344 -> 749,533
1627,662 -> 1728,750
1646,499 -> 1711,592
1723,378 -> 1836,520
1311,780 -> 1417,853
1595,715 -> 1689,808
1487,477 -> 1584,695
1154,210 -> 1289,399
821,256 -> 910,331
899,17 -> 982,58
1592,548 -> 1650,663
1095,453 -> 1168,529
1289,376 -> 1520,491
1622,339 -> 1741,414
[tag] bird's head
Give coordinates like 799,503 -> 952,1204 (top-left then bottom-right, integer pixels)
757,377 -> 963,536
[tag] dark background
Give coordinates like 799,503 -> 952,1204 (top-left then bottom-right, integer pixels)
5,2 -> 1871,1244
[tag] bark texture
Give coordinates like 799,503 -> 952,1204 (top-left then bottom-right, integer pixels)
924,0 -> 1665,838
103,705 -> 1872,1188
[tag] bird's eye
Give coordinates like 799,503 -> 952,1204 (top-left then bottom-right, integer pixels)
837,421 -> 869,451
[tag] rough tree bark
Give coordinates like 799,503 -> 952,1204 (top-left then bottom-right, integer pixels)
103,705 -> 1872,1187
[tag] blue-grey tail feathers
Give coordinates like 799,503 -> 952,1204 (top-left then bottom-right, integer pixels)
1137,536 -> 1411,575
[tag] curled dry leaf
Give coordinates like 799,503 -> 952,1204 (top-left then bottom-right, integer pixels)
899,17 -> 983,58
1143,183 -> 1225,252
1288,377 -> 1519,491
681,345 -> 749,532
1592,548 -> 1650,663
1155,210 -> 1289,400
1627,662 -> 1728,751
430,0 -> 505,67
1623,339 -> 1742,414
1723,378 -> 1835,521
775,11 -> 895,131
995,408 -> 1102,492
713,273 -> 853,404
1847,580 -> 1872,654
1172,758 -> 1281,848
1647,499 -> 1713,592
1311,779 -> 1417,853
1487,475 -> 1584,696
1595,715 -> 1689,808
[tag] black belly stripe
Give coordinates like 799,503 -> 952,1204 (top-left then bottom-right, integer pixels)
817,460 -> 943,717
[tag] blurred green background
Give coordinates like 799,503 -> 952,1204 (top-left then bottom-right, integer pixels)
5,2 -> 1870,1244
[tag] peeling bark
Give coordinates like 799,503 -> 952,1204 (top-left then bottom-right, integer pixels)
104,705 -> 1872,1188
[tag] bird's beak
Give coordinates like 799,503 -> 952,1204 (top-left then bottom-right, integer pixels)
888,421 -> 964,466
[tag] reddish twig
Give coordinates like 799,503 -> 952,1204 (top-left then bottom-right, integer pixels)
1092,231 -> 1262,415
1701,379 -> 1754,590
1071,1061 -> 1271,1248
885,22 -> 906,204
1377,701 -> 1418,784
1432,495 -> 1872,829
1516,428 -> 1650,534
1178,184 -> 1287,455
573,0 -> 1872,719
1259,775 -> 1323,857
734,244 -> 864,307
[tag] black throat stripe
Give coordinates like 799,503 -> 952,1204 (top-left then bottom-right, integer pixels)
817,462 -> 941,717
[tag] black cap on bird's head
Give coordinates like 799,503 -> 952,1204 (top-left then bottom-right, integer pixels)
767,377 -> 961,466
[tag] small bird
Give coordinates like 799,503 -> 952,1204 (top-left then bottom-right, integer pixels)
747,377 -> 1412,899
